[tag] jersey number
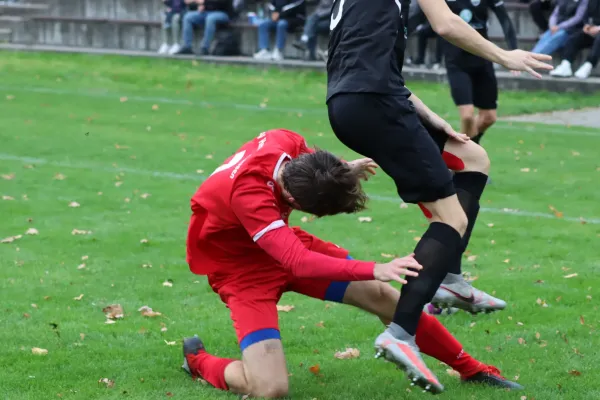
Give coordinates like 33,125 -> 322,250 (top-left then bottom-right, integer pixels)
210,150 -> 246,176
330,0 -> 402,31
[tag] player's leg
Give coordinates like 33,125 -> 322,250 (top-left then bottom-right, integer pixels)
471,62 -> 499,145
446,64 -> 477,138
341,281 -> 523,389
183,272 -> 290,398
328,93 -> 469,393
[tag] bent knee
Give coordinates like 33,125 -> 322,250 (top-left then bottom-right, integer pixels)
427,203 -> 468,236
466,144 -> 491,174
445,141 -> 490,174
479,111 -> 497,130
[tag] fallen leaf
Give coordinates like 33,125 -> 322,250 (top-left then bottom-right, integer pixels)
309,364 -> 320,375
277,305 -> 295,312
2,195 -> 14,200
166,392 -> 174,397
31,347 -> 48,355
564,273 -> 578,279
196,169 -> 204,174
54,173 -> 66,180
399,203 -> 408,209
115,181 -> 123,187
162,280 -> 173,287
334,348 -> 360,359
580,315 -> 585,325
2,173 -> 15,180
103,304 -> 124,319
548,205 -> 564,218
358,216 -> 372,223
1,234 -> 22,243
31,303 -> 38,308
569,370 -> 582,376
160,323 -> 168,332
164,340 -> 177,346
300,216 -> 309,223
23,313 -> 30,318
535,332 -> 541,340
80,333 -> 85,341
487,223 -> 494,227
469,322 -> 476,328
141,263 -> 152,268
73,294 -> 84,301
520,168 -> 530,172
467,255 -> 478,262
446,369 -> 460,378
151,104 -> 159,110
571,150 -> 580,156
205,154 -> 213,159
98,378 -> 115,388
6,94 -> 15,100
68,201 -> 80,208
315,321 -> 325,328
518,338 -> 526,345
140,193 -> 151,199
140,239 -> 149,244
138,305 -> 162,317
71,229 -> 92,235
77,263 -> 86,270
120,97 -> 128,102
25,228 -> 38,235
520,396 -> 527,400
503,259 -> 510,263
105,319 -> 116,324
381,253 -> 394,258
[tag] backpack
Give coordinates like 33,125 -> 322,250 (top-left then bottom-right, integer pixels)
211,30 -> 241,56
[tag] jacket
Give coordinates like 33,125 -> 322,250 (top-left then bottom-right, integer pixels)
314,0 -> 334,17
204,0 -> 233,14
163,0 -> 186,13
268,0 -> 306,20
586,0 -> 600,25
549,0 -> 588,31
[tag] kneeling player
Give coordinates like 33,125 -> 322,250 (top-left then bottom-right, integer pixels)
183,129 -> 522,397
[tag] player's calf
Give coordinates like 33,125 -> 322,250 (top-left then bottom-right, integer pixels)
458,105 -> 477,137
476,109 -> 497,133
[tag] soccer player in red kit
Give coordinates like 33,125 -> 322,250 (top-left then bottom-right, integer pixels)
183,129 -> 522,397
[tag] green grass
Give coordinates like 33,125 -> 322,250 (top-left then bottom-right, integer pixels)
1,51 -> 599,400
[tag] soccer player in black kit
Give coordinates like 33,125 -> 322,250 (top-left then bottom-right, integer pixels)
444,0 -> 518,145
326,0 -> 552,394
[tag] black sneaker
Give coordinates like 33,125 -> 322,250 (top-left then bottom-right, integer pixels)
462,366 -> 524,390
182,335 -> 206,377
175,47 -> 195,55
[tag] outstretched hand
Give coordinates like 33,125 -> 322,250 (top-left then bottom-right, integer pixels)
347,158 -> 378,181
374,253 -> 423,284
502,49 -> 553,79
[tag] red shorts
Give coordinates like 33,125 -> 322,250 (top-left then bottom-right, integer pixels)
207,227 -> 351,349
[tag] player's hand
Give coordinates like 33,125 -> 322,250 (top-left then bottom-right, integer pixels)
510,70 -> 522,76
501,49 -> 553,79
347,158 -> 378,181
373,254 -> 422,284
434,119 -> 469,143
272,11 -> 280,21
590,26 -> 600,36
550,25 -> 559,34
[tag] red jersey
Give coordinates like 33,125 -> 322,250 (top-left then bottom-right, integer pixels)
186,129 -> 375,281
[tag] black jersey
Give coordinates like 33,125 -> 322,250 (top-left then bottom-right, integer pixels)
326,0 -> 412,101
444,0 -> 517,67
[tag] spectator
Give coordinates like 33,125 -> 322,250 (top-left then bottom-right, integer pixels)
413,23 -> 444,69
175,0 -> 232,55
159,0 -> 186,55
529,0 -> 555,33
292,0 -> 332,61
531,0 -> 589,54
253,0 -> 306,61
551,0 -> 600,78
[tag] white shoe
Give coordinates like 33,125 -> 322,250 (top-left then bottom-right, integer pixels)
253,49 -> 272,60
431,273 -> 506,314
271,48 -> 284,61
574,61 -> 593,79
168,43 -> 182,55
158,43 -> 169,54
550,60 -> 572,77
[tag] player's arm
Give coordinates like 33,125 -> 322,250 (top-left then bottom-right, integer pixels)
231,174 -> 420,283
417,0 -> 553,77
490,1 -> 518,50
408,92 -> 469,142
555,0 -> 589,31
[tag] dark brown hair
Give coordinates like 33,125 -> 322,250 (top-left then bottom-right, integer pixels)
282,150 -> 368,217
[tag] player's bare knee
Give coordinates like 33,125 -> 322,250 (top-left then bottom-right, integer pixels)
478,111 -> 497,131
251,381 -> 289,398
428,203 -> 468,236
467,143 -> 491,174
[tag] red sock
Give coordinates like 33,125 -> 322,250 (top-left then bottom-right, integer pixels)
186,350 -> 236,390
415,312 -> 484,378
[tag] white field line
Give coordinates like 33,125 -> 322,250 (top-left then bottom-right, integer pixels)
1,85 -> 600,137
1,153 -> 598,225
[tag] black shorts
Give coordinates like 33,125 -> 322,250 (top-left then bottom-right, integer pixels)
327,93 -> 455,204
446,62 -> 498,110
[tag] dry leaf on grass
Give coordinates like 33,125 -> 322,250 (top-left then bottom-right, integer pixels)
518,338 -> 526,345
73,294 -> 84,301
120,97 -> 128,103
103,304 -> 124,319
77,263 -> 86,270
580,315 -> 585,325
160,323 -> 168,332
276,305 -> 295,312
71,229 -> 92,235
98,378 -> 115,388
31,347 -> 48,355
564,273 -> 578,279
548,205 -> 564,218
315,321 -> 325,328
569,370 -> 582,376
25,228 -> 38,235
381,253 -> 394,258
399,203 -> 408,209
334,348 -> 360,359
520,168 -> 530,172
162,280 -> 173,287
138,306 -> 162,317
309,364 -> 320,375
358,216 -> 372,223
467,255 -> 478,262
54,173 -> 66,180
68,202 -> 80,208
1,235 -> 22,243
446,369 -> 460,378
152,104 -> 159,111
196,169 -> 204,174
140,238 -> 149,244
105,319 -> 116,325
164,340 -> 177,346
1,173 -> 15,180
2,195 -> 14,200
140,193 -> 151,199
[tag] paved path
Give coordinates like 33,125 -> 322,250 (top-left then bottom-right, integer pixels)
502,108 -> 600,128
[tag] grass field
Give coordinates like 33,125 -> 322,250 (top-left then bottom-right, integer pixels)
1,52 -> 599,400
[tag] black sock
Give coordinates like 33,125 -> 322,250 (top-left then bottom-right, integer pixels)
448,171 -> 488,274
393,222 -> 462,335
472,132 -> 484,144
